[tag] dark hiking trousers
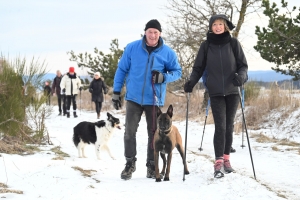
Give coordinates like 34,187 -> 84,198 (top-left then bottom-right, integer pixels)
66,95 -> 77,112
210,94 -> 239,159
124,100 -> 158,162
57,94 -> 62,113
95,101 -> 102,114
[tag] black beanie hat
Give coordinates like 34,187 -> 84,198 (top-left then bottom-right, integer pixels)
144,19 -> 162,32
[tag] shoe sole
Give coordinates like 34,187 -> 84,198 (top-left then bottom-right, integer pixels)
121,175 -> 132,180
214,171 -> 224,178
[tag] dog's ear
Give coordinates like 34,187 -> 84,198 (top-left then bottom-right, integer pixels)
167,104 -> 173,118
157,107 -> 162,117
95,120 -> 106,128
107,112 -> 112,120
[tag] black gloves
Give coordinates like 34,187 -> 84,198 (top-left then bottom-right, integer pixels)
112,92 -> 121,110
89,88 -> 93,93
184,81 -> 195,93
62,88 -> 66,93
79,87 -> 83,91
232,73 -> 244,87
152,70 -> 164,83
104,88 -> 108,95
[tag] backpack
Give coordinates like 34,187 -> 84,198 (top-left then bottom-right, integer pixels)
201,38 -> 247,89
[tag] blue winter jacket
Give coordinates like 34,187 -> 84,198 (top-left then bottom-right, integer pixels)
113,36 -> 182,106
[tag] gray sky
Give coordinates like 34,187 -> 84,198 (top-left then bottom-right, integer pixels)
1,0 -> 299,74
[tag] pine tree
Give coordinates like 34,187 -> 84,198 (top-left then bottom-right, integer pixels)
254,0 -> 300,80
68,39 -> 124,87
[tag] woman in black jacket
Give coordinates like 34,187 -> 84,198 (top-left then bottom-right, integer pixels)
184,14 -> 248,178
89,72 -> 108,119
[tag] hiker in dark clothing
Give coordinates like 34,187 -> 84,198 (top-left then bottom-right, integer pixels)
89,72 -> 108,119
44,81 -> 51,105
184,14 -> 248,178
52,70 -> 65,115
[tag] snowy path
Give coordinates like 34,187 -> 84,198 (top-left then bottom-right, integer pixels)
0,107 -> 299,199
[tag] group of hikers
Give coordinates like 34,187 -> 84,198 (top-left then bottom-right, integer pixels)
46,14 -> 248,180
44,67 -> 107,119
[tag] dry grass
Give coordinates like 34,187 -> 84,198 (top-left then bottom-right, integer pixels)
245,86 -> 300,129
0,136 -> 40,155
251,133 -> 277,143
0,183 -> 8,188
277,139 -> 300,147
71,166 -> 97,178
50,146 -> 69,158
0,188 -> 23,194
271,146 -> 280,151
0,182 -> 23,195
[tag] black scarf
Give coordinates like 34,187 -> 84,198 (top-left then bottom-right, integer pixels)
207,31 -> 231,45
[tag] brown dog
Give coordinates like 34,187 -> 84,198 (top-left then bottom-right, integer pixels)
153,104 -> 189,182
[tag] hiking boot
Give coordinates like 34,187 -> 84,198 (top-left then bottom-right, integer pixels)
58,112 -> 62,116
121,157 -> 137,180
224,159 -> 235,173
73,112 -> 78,118
214,160 -> 224,178
66,113 -> 70,118
230,147 -> 236,153
146,160 -> 155,178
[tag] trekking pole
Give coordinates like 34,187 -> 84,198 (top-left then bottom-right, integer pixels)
241,85 -> 246,148
80,90 -> 82,115
183,92 -> 190,182
199,98 -> 210,151
237,84 -> 256,180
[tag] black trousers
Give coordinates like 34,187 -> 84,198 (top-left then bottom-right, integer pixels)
210,94 -> 239,159
94,101 -> 102,114
57,94 -> 62,113
66,95 -> 77,112
124,100 -> 158,162
62,94 -> 66,114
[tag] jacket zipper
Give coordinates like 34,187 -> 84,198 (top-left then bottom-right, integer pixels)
141,56 -> 149,105
219,45 -> 225,96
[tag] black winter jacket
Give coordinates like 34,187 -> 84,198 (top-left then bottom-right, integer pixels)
89,78 -> 108,102
52,76 -> 62,95
190,37 -> 248,97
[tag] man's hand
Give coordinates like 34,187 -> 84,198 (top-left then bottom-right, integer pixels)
112,92 -> 121,110
152,70 -> 164,83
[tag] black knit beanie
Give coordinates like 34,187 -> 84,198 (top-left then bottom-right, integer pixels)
144,19 -> 162,32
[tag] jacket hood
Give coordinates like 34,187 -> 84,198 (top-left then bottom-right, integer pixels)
209,14 -> 235,32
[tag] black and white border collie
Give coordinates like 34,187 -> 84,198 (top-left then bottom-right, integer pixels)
73,112 -> 121,159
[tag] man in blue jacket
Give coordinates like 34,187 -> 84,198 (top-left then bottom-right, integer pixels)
112,19 -> 182,180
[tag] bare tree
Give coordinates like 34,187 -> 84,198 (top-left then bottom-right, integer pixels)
164,0 -> 262,80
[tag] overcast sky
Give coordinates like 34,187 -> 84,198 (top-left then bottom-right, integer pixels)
1,0 -> 299,74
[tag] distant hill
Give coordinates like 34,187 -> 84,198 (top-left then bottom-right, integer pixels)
42,70 -> 293,84
43,73 -> 93,82
248,70 -> 293,82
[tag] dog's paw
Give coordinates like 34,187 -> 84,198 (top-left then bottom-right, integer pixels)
111,156 -> 116,160
159,173 -> 164,179
155,178 -> 161,182
163,177 -> 170,181
97,157 -> 101,160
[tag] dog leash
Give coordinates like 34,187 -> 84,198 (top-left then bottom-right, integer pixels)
151,79 -> 159,149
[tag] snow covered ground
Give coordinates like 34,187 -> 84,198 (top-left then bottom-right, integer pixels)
0,106 -> 299,200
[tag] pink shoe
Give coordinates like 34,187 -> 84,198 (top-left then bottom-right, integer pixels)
224,159 -> 235,173
214,160 -> 224,178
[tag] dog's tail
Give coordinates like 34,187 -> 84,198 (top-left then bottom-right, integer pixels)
73,126 -> 80,147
